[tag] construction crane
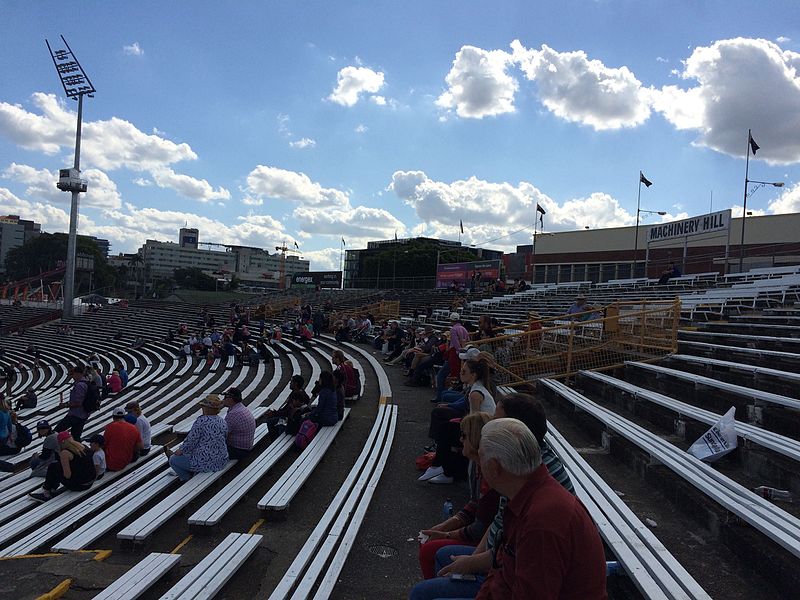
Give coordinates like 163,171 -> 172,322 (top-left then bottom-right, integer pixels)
275,241 -> 302,291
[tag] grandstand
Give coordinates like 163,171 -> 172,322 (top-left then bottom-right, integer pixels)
0,264 -> 798,598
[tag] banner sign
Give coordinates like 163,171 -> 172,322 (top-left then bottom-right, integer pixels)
436,260 -> 501,289
291,271 -> 342,288
647,209 -> 731,243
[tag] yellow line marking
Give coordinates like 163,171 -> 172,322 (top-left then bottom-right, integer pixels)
379,395 -> 387,405
35,578 -> 72,600
248,518 -> 265,534
171,535 -> 193,554
93,549 -> 112,561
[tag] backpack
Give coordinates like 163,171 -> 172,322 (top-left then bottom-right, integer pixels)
82,380 -> 101,414
294,419 -> 318,450
14,422 -> 32,448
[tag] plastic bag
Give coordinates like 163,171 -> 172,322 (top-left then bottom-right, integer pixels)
688,407 -> 738,462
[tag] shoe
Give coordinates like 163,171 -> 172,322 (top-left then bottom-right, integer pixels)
423,443 -> 437,453
418,466 -> 443,481
428,474 -> 454,484
29,491 -> 51,503
163,447 -> 174,459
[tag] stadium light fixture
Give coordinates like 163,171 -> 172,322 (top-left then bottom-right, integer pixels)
739,178 -> 783,273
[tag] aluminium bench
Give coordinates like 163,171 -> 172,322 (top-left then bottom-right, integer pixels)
92,552 -> 181,600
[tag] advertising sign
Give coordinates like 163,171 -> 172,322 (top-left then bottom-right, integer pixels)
436,260 -> 501,289
291,271 -> 342,288
647,210 -> 731,243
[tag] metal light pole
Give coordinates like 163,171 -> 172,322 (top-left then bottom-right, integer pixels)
738,178 -> 784,273
632,171 -> 652,278
47,36 -> 96,317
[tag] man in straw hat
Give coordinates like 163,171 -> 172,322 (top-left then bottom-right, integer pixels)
165,394 -> 228,481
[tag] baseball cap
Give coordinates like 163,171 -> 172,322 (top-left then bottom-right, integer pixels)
56,431 -> 72,444
36,419 -> 51,430
458,347 -> 481,361
112,406 -> 126,417
449,312 -> 460,321
223,388 -> 242,402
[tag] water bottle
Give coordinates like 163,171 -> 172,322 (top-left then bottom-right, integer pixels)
442,498 -> 454,520
606,561 -> 622,576
753,486 -> 794,502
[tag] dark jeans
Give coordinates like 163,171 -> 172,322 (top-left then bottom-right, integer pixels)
227,444 -> 250,460
0,444 -> 21,456
56,415 -> 87,441
429,406 -> 466,477
43,460 -> 93,493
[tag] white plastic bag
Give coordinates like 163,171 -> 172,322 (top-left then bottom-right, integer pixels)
688,406 -> 738,462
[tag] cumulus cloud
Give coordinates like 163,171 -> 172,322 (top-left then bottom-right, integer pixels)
294,204 -> 405,244
302,247 -> 344,271
436,46 -> 518,118
328,66 -> 385,106
150,167 -> 231,202
354,124 -> 368,134
768,182 -> 800,214
289,137 -> 316,149
652,38 -> 800,164
2,162 -> 122,209
390,170 -> 638,251
244,165 -> 349,207
123,42 -> 144,56
511,41 -> 652,130
0,187 -> 71,232
776,36 -> 791,43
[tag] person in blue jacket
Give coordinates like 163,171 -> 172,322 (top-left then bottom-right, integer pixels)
308,371 -> 339,427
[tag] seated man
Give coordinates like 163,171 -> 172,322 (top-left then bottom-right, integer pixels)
266,375 -> 310,437
567,296 -> 599,321
103,407 -> 142,471
473,418 -> 606,599
222,387 -> 255,459
125,401 -> 152,455
658,262 -> 682,285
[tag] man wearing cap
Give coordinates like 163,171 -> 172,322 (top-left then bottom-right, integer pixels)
55,365 -> 90,441
103,407 -> 143,471
125,401 -> 151,455
222,388 -> 255,459
165,394 -> 228,481
29,420 -> 59,477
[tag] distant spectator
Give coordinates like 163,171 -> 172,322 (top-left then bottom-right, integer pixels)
104,407 -> 142,471
89,434 -> 106,478
29,432 -> 96,502
332,350 -> 359,398
306,371 -> 339,427
0,396 -> 15,454
332,370 -> 346,421
266,375 -> 309,438
223,387 -> 255,459
165,395 -> 228,482
116,363 -> 129,388
56,365 -> 90,441
567,296 -> 597,321
29,420 -> 59,478
106,370 -> 123,394
658,262 -> 682,285
125,401 -> 151,455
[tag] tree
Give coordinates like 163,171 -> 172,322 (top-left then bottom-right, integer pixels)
173,267 -> 217,291
128,254 -> 143,297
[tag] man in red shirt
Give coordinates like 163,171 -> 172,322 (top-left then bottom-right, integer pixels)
476,418 -> 607,600
103,407 -> 142,471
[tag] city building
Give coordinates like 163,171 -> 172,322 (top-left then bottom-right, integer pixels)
504,211 -> 800,284
344,236 -> 503,289
81,235 -> 110,258
0,215 -> 41,275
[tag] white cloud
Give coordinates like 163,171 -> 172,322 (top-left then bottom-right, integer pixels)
289,137 -> 317,149
371,95 -> 387,106
776,36 -> 791,43
132,177 -> 152,186
244,165 -> 349,207
302,247 -> 343,271
653,38 -> 800,164
150,167 -> 231,202
354,124 -> 368,134
656,56 -> 669,63
2,162 -> 122,209
511,41 -> 652,130
0,93 -> 73,154
123,42 -> 144,56
768,182 -> 800,213
277,113 -> 291,137
294,204 -> 405,244
328,66 -> 385,107
0,187 -> 71,232
436,46 -> 518,119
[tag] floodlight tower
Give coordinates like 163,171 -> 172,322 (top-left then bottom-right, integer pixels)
46,36 -> 96,317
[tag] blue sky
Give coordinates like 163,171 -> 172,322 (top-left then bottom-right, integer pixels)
1,1 -> 798,270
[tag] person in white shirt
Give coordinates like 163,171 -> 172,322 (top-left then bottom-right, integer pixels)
125,401 -> 152,455
89,434 -> 107,478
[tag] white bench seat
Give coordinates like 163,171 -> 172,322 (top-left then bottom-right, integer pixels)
669,354 -> 800,384
160,533 -> 262,600
258,409 -> 351,512
117,425 -> 268,543
93,552 -> 181,600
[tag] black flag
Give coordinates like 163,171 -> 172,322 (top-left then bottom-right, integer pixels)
293,241 -> 299,249
341,237 -> 346,246
460,220 -> 464,234
748,132 -> 760,155
394,230 -> 398,241
536,203 -> 546,216
639,172 -> 653,187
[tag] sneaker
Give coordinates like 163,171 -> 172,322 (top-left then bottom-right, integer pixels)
428,473 -> 454,484
418,466 -> 443,481
29,491 -> 51,503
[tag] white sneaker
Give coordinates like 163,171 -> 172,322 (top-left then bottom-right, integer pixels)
418,466 -> 444,481
428,473 -> 454,484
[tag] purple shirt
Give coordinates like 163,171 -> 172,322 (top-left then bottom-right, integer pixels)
225,402 -> 256,451
449,323 -> 469,352
68,379 -> 89,420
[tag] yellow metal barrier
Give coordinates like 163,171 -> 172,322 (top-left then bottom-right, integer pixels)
474,299 -> 680,386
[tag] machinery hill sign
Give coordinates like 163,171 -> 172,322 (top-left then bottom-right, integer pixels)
647,209 -> 731,243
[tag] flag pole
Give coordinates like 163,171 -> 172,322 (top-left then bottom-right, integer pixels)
633,172 -> 642,278
738,129 -> 752,273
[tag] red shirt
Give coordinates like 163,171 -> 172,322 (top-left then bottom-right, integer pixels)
103,421 -> 142,471
476,464 -> 607,600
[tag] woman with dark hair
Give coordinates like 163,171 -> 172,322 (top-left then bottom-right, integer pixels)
29,432 -> 95,502
308,371 -> 339,427
332,349 -> 359,398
